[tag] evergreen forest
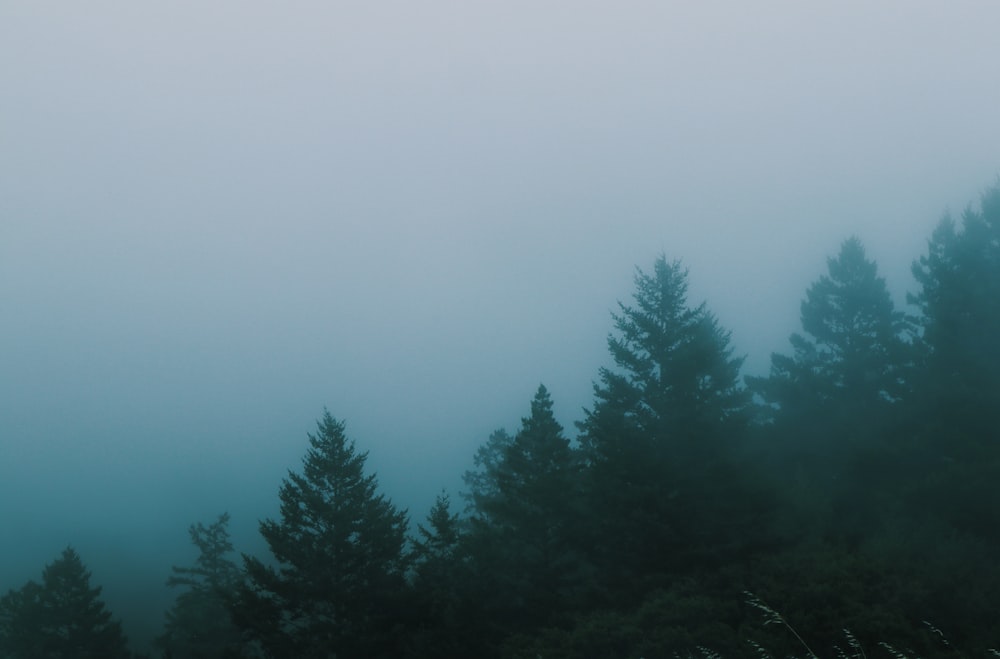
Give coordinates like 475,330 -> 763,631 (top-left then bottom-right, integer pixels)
4,183 -> 1000,658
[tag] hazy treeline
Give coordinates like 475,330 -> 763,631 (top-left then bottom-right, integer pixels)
3,183 -> 1000,658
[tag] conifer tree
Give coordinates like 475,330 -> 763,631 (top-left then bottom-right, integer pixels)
158,513 -> 243,658
578,255 -> 757,589
905,183 -> 1000,545
407,492 -> 471,658
910,183 -> 1000,454
463,428 -> 515,512
751,236 -> 912,424
0,547 -> 131,659
462,385 -> 583,644
748,237 -> 913,542
468,385 -> 576,535
414,493 -> 461,564
235,411 -> 410,659
579,257 -> 750,461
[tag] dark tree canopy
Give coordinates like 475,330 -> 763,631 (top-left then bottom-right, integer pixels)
0,547 -> 131,659
910,183 -> 1000,453
581,256 -> 749,455
463,428 -> 515,514
467,385 -> 576,533
407,492 -> 473,658
460,385 -> 584,644
900,183 -> 1000,546
14,181 -> 1000,658
236,411 -> 410,659
413,492 -> 461,568
752,236 -> 912,422
747,237 -> 915,544
577,255 -> 759,590
158,513 -> 243,658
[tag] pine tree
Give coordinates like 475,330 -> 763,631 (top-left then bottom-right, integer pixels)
577,255 -> 758,590
407,492 -> 471,658
468,385 -> 576,536
0,547 -> 131,659
910,183 -> 1000,455
460,385 -> 584,649
580,256 -> 750,453
235,411 -> 410,659
463,428 -> 515,513
904,183 -> 1000,546
158,513 -> 243,658
748,237 -> 913,543
752,236 -> 912,423
0,580 -> 45,659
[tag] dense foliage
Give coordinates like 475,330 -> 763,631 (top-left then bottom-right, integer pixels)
0,548 -> 132,659
234,412 -> 411,658
4,182 -> 1000,658
157,513 -> 243,658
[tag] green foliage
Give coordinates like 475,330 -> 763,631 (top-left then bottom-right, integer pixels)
501,586 -> 744,659
577,255 -> 764,591
468,385 -> 577,538
751,237 -> 913,422
406,492 -> 484,657
910,183 -> 1000,456
582,256 -> 750,450
464,428 -> 516,513
413,492 -> 460,566
0,547 -> 131,659
235,411 -> 410,659
459,385 -> 587,648
748,237 -> 915,545
157,513 -> 243,658
16,182 -> 1000,658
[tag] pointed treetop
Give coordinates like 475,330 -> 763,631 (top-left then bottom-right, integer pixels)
521,384 -> 563,439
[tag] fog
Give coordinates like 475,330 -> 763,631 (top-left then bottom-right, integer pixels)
2,0 -> 999,650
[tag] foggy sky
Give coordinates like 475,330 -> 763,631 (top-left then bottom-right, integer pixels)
2,1 -> 999,648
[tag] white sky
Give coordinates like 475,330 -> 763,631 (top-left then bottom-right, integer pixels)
2,0 -> 999,646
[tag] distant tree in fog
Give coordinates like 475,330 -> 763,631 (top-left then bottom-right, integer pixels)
747,236 -> 914,544
910,183 -> 1000,453
576,255 -> 764,593
234,411 -> 410,658
751,236 -> 913,420
407,491 -> 473,657
157,513 -> 243,658
463,385 -> 584,633
0,547 -> 131,659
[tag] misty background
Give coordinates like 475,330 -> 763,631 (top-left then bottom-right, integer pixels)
2,0 -> 999,648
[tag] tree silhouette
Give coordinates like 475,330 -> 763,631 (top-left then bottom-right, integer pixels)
158,513 -> 243,658
905,183 -> 1000,546
748,237 -> 914,544
578,255 -> 759,595
464,385 -> 583,635
0,547 -> 131,659
407,492 -> 473,658
581,256 -> 750,450
752,236 -> 912,420
910,183 -> 1000,455
235,411 -> 410,658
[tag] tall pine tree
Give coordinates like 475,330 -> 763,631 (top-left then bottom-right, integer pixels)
235,412 -> 410,659
910,183 -> 1000,455
0,547 -> 131,659
752,236 -> 912,421
905,182 -> 1000,545
407,492 -> 474,658
158,513 -> 243,658
463,384 -> 582,635
748,237 -> 913,543
578,255 -> 759,595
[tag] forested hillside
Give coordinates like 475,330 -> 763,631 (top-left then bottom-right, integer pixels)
3,183 -> 1000,658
